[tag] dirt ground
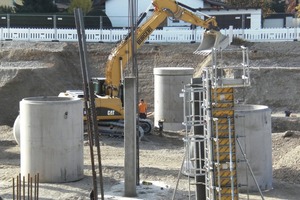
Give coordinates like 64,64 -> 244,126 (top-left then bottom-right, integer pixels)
1,125 -> 300,200
0,41 -> 300,199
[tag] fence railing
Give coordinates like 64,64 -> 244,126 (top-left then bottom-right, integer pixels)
1,27 -> 300,43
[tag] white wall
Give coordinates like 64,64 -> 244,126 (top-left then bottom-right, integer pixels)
106,0 -> 150,27
264,16 -> 296,28
264,19 -> 284,28
179,0 -> 204,8
164,8 -> 262,29
106,1 -> 261,29
166,0 -> 205,27
286,16 -> 294,28
204,9 -> 262,29
106,0 -> 204,27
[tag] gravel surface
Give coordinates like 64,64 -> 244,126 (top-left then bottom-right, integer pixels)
0,41 -> 300,199
1,126 -> 300,199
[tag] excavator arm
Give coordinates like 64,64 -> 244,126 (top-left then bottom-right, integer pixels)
104,0 -> 228,97
59,0 -> 229,133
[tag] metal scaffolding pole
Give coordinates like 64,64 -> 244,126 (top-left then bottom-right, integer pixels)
74,8 -> 104,200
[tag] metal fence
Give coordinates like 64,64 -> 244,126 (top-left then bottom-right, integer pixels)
0,27 -> 299,43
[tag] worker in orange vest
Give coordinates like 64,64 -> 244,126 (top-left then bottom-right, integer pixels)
138,99 -> 147,119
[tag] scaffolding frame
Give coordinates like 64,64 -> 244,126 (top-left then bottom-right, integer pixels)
173,46 -> 265,200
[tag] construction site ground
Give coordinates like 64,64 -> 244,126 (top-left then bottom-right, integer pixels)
0,41 -> 300,199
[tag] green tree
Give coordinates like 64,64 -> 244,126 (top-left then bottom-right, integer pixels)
225,0 -> 263,7
68,0 -> 92,15
225,0 -> 274,17
0,6 -> 14,14
14,0 -> 58,13
87,6 -> 112,28
270,0 -> 286,13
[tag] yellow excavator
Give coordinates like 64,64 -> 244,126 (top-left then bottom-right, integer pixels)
60,0 -> 229,134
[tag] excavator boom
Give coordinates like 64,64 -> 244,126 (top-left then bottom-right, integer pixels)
59,0 -> 229,135
105,0 -> 229,93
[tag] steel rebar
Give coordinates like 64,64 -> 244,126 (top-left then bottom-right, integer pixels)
12,178 -> 15,200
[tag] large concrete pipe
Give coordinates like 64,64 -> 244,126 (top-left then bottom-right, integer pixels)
153,67 -> 194,131
235,104 -> 272,192
20,96 -> 84,183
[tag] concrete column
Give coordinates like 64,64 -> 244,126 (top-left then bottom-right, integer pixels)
124,77 -> 137,197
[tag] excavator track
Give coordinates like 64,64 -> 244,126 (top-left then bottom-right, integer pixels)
97,119 -> 153,139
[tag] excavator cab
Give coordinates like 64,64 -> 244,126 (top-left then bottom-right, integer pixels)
92,77 -> 106,96
194,30 -> 230,55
